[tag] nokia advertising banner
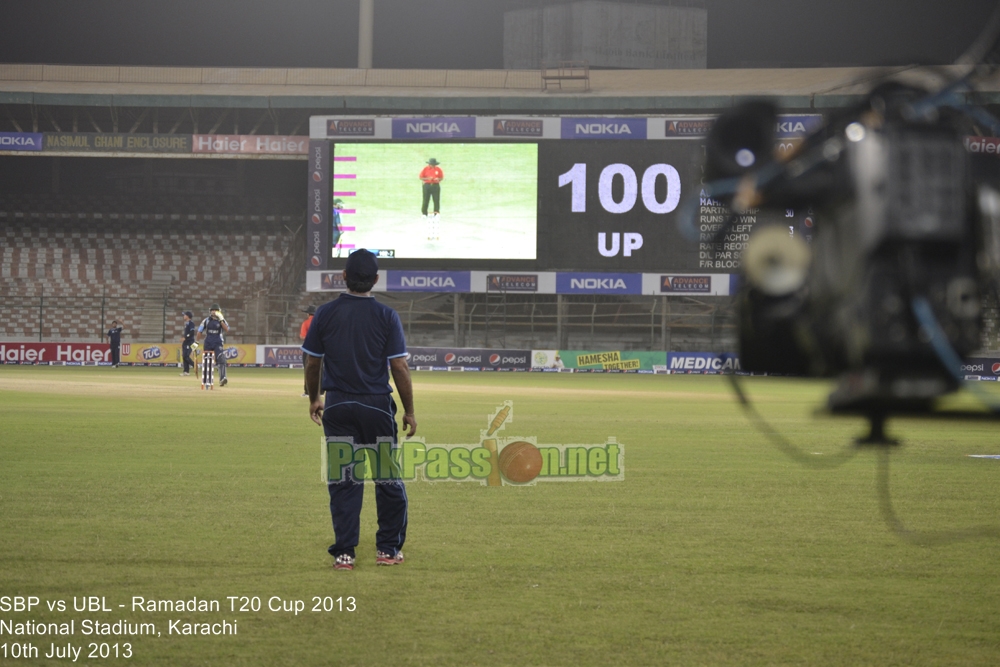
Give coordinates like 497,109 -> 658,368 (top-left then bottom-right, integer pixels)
0,132 -> 43,151
560,118 -> 648,140
391,117 -> 477,140
386,271 -> 471,292
307,139 -> 331,271
555,272 -> 642,295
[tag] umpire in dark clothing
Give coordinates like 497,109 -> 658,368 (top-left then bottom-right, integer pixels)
106,320 -> 123,367
302,249 -> 416,571
180,311 -> 196,375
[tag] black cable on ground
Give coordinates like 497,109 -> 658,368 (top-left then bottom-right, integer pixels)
875,445 -> 1000,545
726,372 -> 858,470
728,370 -> 1000,544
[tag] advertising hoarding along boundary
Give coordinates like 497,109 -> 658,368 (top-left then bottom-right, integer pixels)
532,349 -> 666,372
306,270 -> 734,295
407,347 -> 532,371
4,343 -> 996,379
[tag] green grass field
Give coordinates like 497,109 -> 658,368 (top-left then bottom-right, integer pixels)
1,366 -> 999,665
336,143 -> 537,259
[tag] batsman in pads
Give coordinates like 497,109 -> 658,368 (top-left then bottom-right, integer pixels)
195,304 -> 229,387
302,249 -> 416,571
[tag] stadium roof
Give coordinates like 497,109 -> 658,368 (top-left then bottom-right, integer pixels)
3,64 -> 999,114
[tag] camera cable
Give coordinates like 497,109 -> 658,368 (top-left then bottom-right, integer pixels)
725,370 -> 859,470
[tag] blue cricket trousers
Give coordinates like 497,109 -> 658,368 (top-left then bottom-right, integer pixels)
322,390 -> 408,559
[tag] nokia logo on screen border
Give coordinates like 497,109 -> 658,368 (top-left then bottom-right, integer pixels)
570,278 -> 628,290
575,123 -> 633,135
406,122 -> 461,134
0,134 -> 41,148
401,276 -> 456,288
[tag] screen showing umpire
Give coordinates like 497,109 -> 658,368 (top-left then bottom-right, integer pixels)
331,142 -> 538,260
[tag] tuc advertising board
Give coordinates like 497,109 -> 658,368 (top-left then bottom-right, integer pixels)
119,343 -> 182,365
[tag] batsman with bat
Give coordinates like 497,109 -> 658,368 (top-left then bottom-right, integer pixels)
196,304 -> 230,387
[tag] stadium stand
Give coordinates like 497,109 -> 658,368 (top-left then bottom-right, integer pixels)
0,65 -> 998,354
0,209 -> 298,343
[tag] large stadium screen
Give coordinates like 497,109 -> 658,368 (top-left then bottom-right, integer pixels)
332,143 -> 538,260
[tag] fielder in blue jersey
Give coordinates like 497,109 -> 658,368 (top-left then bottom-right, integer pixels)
180,311 -> 196,376
196,304 -> 229,386
302,249 -> 417,571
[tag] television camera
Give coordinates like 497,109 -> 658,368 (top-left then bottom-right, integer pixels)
696,78 -> 1000,442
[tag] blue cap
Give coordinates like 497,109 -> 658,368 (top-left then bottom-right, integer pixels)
345,249 -> 378,282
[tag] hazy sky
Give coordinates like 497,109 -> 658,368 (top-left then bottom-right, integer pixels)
0,0 -> 996,69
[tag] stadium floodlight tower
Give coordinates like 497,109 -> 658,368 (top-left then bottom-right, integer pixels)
359,0 -> 374,69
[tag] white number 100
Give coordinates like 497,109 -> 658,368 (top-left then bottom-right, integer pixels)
558,163 -> 681,215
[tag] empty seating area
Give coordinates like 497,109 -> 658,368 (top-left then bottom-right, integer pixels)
1,214 -> 297,342
0,192 -> 300,220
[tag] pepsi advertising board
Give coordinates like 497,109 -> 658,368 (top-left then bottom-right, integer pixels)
307,139 -> 331,271
960,357 -> 1000,380
406,347 -> 532,371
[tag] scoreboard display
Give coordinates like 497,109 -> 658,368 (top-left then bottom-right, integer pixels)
539,140 -> 700,271
306,115 -> 820,273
